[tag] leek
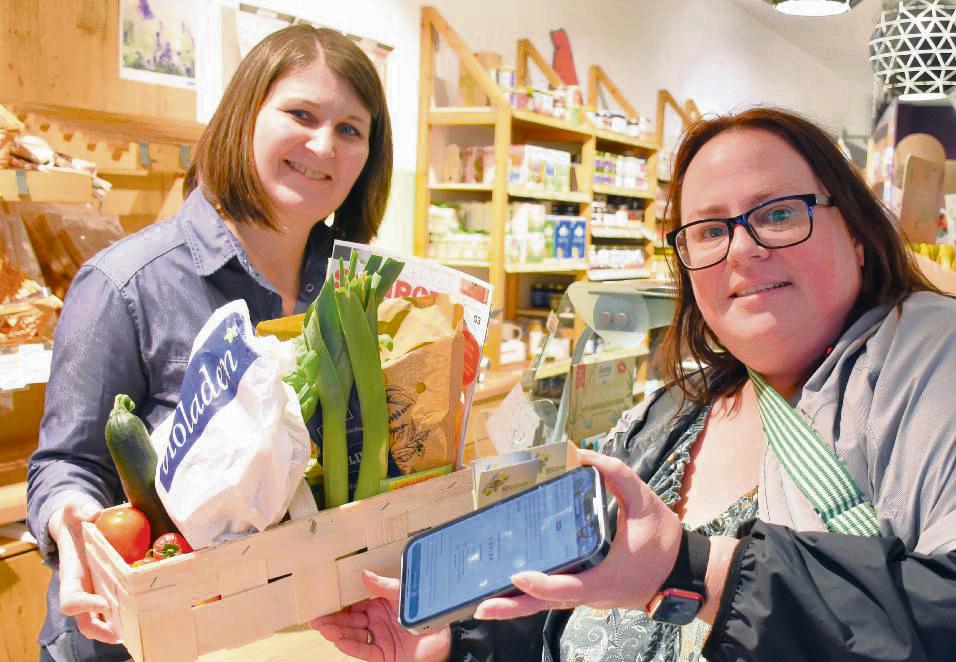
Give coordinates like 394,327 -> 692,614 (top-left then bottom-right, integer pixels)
286,249 -> 405,505
335,283 -> 390,501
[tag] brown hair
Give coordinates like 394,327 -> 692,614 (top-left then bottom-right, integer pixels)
659,107 -> 939,403
184,24 -> 392,243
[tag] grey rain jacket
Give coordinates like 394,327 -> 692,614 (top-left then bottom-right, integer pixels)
451,291 -> 956,662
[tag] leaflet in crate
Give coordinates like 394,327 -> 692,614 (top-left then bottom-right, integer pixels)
328,240 -> 493,469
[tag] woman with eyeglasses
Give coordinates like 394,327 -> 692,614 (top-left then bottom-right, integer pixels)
313,107 -> 956,661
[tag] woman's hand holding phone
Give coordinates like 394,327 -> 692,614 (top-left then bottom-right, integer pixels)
472,448 -> 685,620
312,570 -> 452,662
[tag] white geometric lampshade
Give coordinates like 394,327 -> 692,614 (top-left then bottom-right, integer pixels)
869,0 -> 956,101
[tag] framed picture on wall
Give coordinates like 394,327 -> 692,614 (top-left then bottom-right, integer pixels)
119,0 -> 198,89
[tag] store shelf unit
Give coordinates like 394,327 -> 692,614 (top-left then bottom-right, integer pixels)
8,103 -> 205,233
414,7 -> 664,367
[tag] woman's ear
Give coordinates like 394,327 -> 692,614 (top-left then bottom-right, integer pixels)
854,239 -> 864,268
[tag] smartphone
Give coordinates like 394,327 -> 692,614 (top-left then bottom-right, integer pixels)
398,465 -> 610,633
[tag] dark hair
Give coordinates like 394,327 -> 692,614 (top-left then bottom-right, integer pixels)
659,106 -> 939,403
184,24 -> 392,243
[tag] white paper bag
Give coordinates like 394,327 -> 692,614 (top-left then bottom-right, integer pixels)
152,300 -> 310,549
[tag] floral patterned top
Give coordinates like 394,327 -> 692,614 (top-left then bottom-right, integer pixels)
559,405 -> 759,662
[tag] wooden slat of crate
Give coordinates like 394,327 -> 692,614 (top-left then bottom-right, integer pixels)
335,538 -> 407,606
139,606 -> 198,662
365,511 -> 408,548
192,575 -> 297,656
291,559 -> 341,624
218,558 -> 268,599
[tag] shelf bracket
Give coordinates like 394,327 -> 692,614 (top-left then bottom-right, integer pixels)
587,65 -> 637,119
15,170 -> 29,198
138,141 -> 152,168
515,39 -> 564,89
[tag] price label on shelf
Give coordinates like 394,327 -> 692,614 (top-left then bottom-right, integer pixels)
0,344 -> 53,391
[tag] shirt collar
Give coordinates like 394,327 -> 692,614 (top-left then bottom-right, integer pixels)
179,188 -> 335,283
179,189 -> 243,277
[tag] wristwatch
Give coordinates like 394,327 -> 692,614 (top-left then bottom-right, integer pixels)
646,529 -> 710,625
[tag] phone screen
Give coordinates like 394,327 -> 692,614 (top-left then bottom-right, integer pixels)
401,467 -> 602,625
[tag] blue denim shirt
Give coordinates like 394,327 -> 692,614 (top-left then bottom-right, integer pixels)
26,189 -> 334,656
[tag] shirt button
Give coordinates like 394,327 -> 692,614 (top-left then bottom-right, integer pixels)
304,283 -> 315,293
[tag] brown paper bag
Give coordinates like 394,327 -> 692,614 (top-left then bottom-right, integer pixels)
379,294 -> 465,475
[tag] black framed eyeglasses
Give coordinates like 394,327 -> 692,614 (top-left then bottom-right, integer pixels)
665,193 -> 834,270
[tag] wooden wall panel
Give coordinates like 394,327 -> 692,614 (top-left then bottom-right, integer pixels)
0,0 -> 195,122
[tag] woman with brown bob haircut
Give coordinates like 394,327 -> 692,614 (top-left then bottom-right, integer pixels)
315,107 -> 956,662
28,24 -> 393,662
185,24 -> 392,244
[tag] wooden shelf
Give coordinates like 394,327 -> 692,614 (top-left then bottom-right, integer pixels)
593,127 -> 658,152
430,182 -> 493,192
590,225 -> 655,241
429,107 -> 496,125
593,184 -> 655,200
0,482 -> 27,527
515,308 -> 575,320
588,268 -> 651,281
534,344 -> 650,380
511,109 -> 593,140
10,102 -> 204,145
440,258 -> 490,269
0,170 -> 95,204
507,187 -> 589,203
505,259 -> 587,273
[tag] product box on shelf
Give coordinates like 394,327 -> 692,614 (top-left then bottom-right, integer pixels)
462,145 -> 496,185
508,146 -> 571,192
554,218 -> 574,258
82,470 -> 474,662
571,219 -> 587,259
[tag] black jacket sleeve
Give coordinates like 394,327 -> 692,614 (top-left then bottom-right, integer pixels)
449,613 -> 549,662
702,520 -> 956,662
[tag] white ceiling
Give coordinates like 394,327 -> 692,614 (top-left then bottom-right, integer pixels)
727,0 -> 885,94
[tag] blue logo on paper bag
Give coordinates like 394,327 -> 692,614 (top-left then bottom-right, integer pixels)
158,312 -> 260,491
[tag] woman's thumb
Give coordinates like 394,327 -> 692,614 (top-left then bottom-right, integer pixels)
361,570 -> 400,602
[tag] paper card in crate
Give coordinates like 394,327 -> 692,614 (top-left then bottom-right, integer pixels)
152,299 -> 312,549
471,441 -> 580,507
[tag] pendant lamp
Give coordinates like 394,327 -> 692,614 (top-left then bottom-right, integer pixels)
767,0 -> 862,15
869,0 -> 956,101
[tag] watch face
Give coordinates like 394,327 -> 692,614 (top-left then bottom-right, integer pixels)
651,590 -> 703,626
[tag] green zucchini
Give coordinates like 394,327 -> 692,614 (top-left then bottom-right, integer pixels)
105,394 -> 180,536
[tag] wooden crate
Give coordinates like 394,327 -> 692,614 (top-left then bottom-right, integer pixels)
81,470 -> 473,662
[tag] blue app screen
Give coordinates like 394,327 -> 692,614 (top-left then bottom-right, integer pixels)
403,469 -> 600,623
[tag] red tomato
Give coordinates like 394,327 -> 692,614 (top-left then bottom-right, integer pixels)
95,507 -> 150,565
152,532 -> 193,557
